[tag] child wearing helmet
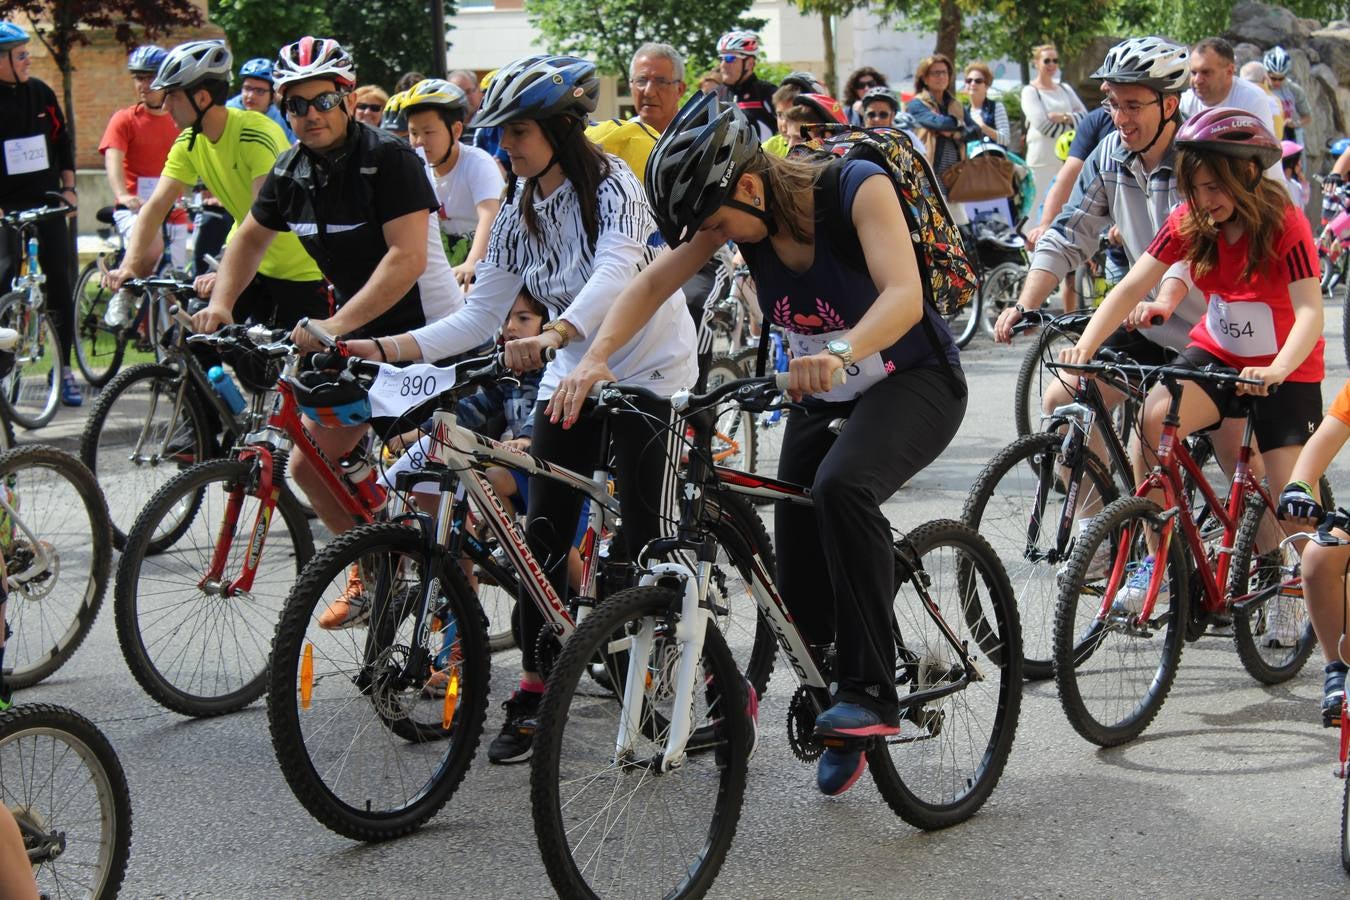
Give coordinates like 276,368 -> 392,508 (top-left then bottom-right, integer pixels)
1060,108 -> 1325,611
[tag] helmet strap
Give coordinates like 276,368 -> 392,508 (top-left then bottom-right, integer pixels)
1,47 -> 20,84
1135,91 -> 1177,160
724,172 -> 777,236
185,88 -> 213,151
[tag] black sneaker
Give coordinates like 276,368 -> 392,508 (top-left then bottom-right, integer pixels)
1324,662 -> 1347,727
488,690 -> 540,764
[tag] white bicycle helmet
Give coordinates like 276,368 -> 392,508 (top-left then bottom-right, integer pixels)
716,31 -> 761,59
1091,36 -> 1189,94
273,36 -> 356,94
861,86 -> 899,110
1263,45 -> 1292,77
403,78 -> 467,115
151,40 -> 232,93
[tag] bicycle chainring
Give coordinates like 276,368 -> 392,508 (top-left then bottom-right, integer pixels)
786,686 -> 824,763
534,624 -> 562,680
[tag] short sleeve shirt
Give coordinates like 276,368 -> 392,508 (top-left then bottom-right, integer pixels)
432,143 -> 504,234
1146,201 -> 1324,382
161,108 -> 321,282
1328,378 -> 1350,427
1067,107 -> 1115,162
586,117 -> 660,181
98,104 -> 188,224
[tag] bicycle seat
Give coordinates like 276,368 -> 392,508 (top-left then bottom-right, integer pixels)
96,206 -> 118,225
0,328 -> 18,351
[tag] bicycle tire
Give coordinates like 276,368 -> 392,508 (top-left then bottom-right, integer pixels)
78,362 -> 216,552
1228,496 -> 1316,684
703,491 -> 778,698
961,432 -> 1117,680
0,446 -> 113,689
0,294 -> 60,430
0,702 -> 132,900
1012,316 -> 1086,439
867,520 -> 1021,830
1052,496 -> 1188,747
267,521 -> 490,841
704,355 -> 757,475
72,259 -> 126,388
115,458 -> 314,717
531,584 -> 751,900
978,262 -> 1026,339
948,293 -> 981,349
730,344 -> 785,500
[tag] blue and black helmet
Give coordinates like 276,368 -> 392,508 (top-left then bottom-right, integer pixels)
238,57 -> 274,83
472,54 -> 599,129
0,21 -> 29,49
127,45 -> 168,75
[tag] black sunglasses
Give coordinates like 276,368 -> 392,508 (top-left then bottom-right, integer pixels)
355,102 -> 383,113
856,78 -> 876,88
284,90 -> 347,117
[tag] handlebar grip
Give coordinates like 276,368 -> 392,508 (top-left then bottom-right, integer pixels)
168,304 -> 194,330
298,317 -> 337,349
1149,315 -> 1165,327
772,367 -> 846,392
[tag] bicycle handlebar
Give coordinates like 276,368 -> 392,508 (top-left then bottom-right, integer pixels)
596,366 -> 845,413
1010,308 -> 1092,337
0,192 -> 76,227
1047,357 -> 1267,391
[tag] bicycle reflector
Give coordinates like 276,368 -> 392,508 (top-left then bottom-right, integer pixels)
288,370 -> 371,426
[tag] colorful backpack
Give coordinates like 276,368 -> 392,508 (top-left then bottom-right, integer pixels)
792,126 -> 977,319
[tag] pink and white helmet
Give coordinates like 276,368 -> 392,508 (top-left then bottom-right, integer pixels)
273,36 -> 356,94
1175,106 -> 1282,170
717,31 -> 761,58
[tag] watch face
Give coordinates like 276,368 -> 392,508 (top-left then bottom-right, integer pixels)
826,340 -> 850,355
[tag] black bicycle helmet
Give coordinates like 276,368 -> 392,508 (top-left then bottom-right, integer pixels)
645,91 -> 761,247
472,55 -> 599,129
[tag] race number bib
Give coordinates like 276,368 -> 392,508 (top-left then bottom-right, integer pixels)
136,176 -> 158,203
1205,297 -> 1278,358
786,329 -> 887,402
366,362 -> 457,419
3,135 -> 48,176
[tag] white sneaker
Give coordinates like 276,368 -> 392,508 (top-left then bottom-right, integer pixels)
104,289 -> 136,328
1112,557 -> 1164,616
1262,589 -> 1305,648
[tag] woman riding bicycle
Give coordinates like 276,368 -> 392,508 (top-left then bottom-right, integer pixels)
553,90 -> 967,796
343,54 -> 697,765
1060,108 -> 1324,607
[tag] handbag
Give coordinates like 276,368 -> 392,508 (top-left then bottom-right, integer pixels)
941,153 -> 1015,202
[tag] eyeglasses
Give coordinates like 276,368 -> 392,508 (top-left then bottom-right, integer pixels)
856,79 -> 877,89
1101,98 -> 1161,116
283,90 -> 347,117
355,103 -> 383,113
927,68 -> 950,78
1042,57 -> 1060,65
1269,75 -> 1286,84
964,76 -> 986,85
9,49 -> 30,62
631,76 -> 679,89
240,85 -> 272,96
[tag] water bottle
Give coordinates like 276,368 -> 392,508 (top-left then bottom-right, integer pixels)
25,236 -> 38,271
207,365 -> 246,415
340,450 -> 389,513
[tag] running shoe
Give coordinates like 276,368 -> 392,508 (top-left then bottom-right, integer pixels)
488,690 -> 540,764
317,566 -> 369,630
1323,662 -> 1347,727
1112,556 -> 1164,616
816,747 -> 867,796
813,701 -> 900,739
59,370 -> 82,407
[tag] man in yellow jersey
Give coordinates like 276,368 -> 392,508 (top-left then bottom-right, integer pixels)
104,40 -> 328,331
586,43 -> 685,180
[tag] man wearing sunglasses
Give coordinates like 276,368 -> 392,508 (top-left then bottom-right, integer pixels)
715,30 -> 778,139
227,57 -> 296,143
105,40 -> 326,340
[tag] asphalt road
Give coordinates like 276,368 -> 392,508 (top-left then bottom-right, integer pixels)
13,308 -> 1350,898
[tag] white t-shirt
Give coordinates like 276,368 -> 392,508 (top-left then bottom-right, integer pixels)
408,146 -> 465,319
1180,78 -> 1286,189
432,144 -> 504,235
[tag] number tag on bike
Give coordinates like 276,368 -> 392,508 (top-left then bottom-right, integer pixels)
366,362 -> 455,419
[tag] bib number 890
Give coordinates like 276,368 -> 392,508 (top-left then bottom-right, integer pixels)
400,374 -> 437,397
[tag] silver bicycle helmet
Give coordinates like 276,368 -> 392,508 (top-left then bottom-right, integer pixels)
151,40 -> 232,93
1263,45 -> 1292,77
1091,36 -> 1189,94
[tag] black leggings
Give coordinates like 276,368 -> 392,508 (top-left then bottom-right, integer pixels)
517,393 -> 681,672
775,367 -> 966,721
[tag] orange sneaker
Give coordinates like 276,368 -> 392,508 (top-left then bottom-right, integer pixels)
318,566 -> 370,630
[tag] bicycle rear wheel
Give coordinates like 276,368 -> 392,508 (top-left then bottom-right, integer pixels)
0,702 -> 132,900
72,259 -> 126,387
267,521 -> 490,841
0,294 -> 60,430
115,458 -> 313,716
1052,496 -> 1188,747
0,446 -> 113,689
531,584 -> 751,900
978,261 -> 1026,338
1228,497 -> 1316,684
868,520 -> 1021,830
704,355 -> 756,474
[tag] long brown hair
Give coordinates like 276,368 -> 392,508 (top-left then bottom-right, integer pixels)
741,151 -> 827,244
517,115 -> 613,250
1175,149 -> 1289,280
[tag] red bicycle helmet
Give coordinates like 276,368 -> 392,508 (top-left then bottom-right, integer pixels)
1175,106 -> 1282,170
792,93 -> 848,125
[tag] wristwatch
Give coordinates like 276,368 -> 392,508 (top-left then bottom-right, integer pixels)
824,339 -> 854,367
541,319 -> 575,347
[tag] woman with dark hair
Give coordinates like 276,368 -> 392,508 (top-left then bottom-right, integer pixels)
554,91 -> 966,797
343,54 -> 698,765
843,66 -> 886,125
906,53 -> 981,208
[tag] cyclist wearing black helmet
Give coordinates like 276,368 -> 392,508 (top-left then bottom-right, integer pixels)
344,54 -> 696,764
554,90 -> 966,797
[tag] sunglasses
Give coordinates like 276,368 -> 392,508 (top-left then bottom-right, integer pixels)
1042,57 -> 1060,64
720,54 -> 744,63
1269,75 -> 1286,83
355,103 -> 383,113
965,76 -> 986,85
284,90 -> 347,117
856,79 -> 877,89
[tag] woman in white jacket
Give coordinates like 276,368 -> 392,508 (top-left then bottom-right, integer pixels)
1021,43 -> 1087,221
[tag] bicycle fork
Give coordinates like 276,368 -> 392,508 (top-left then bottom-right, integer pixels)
201,450 -> 279,596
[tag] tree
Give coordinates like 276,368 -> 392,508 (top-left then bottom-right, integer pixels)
0,0 -> 203,147
209,0 -> 330,71
792,0 -> 868,96
526,0 -> 762,78
329,0 -> 454,91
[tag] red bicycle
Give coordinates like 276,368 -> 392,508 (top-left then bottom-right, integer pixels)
111,322 -> 380,717
1050,360 -> 1319,746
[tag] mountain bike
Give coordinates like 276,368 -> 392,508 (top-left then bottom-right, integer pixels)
1050,360 -> 1320,747
0,193 -> 75,429
531,372 -> 1021,899
265,349 -> 775,841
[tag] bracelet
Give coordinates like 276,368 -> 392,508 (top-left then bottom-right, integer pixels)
373,338 -> 388,362
389,337 -> 401,363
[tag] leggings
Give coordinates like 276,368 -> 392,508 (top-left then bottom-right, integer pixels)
775,367 -> 966,720
517,393 -> 681,672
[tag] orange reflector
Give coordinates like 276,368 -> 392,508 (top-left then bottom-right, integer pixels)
300,643 -> 314,709
645,670 -> 652,691
442,670 -> 460,729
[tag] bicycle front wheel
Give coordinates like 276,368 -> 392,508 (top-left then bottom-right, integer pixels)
0,703 -> 132,900
72,259 -> 126,387
1228,497 -> 1315,684
531,584 -> 752,900
115,458 -> 314,716
0,294 -> 60,430
1012,316 -> 1085,439
0,446 -> 113,689
267,522 -> 490,841
703,355 -> 757,474
1052,496 -> 1188,747
867,520 -> 1022,830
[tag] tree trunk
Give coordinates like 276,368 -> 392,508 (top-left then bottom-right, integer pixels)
430,0 -> 448,78
935,0 -> 961,61
820,12 -> 837,97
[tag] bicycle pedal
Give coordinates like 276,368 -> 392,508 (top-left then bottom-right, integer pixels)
815,733 -> 875,752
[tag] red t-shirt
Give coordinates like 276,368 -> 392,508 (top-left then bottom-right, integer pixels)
98,104 -> 187,225
1146,201 -> 1323,383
